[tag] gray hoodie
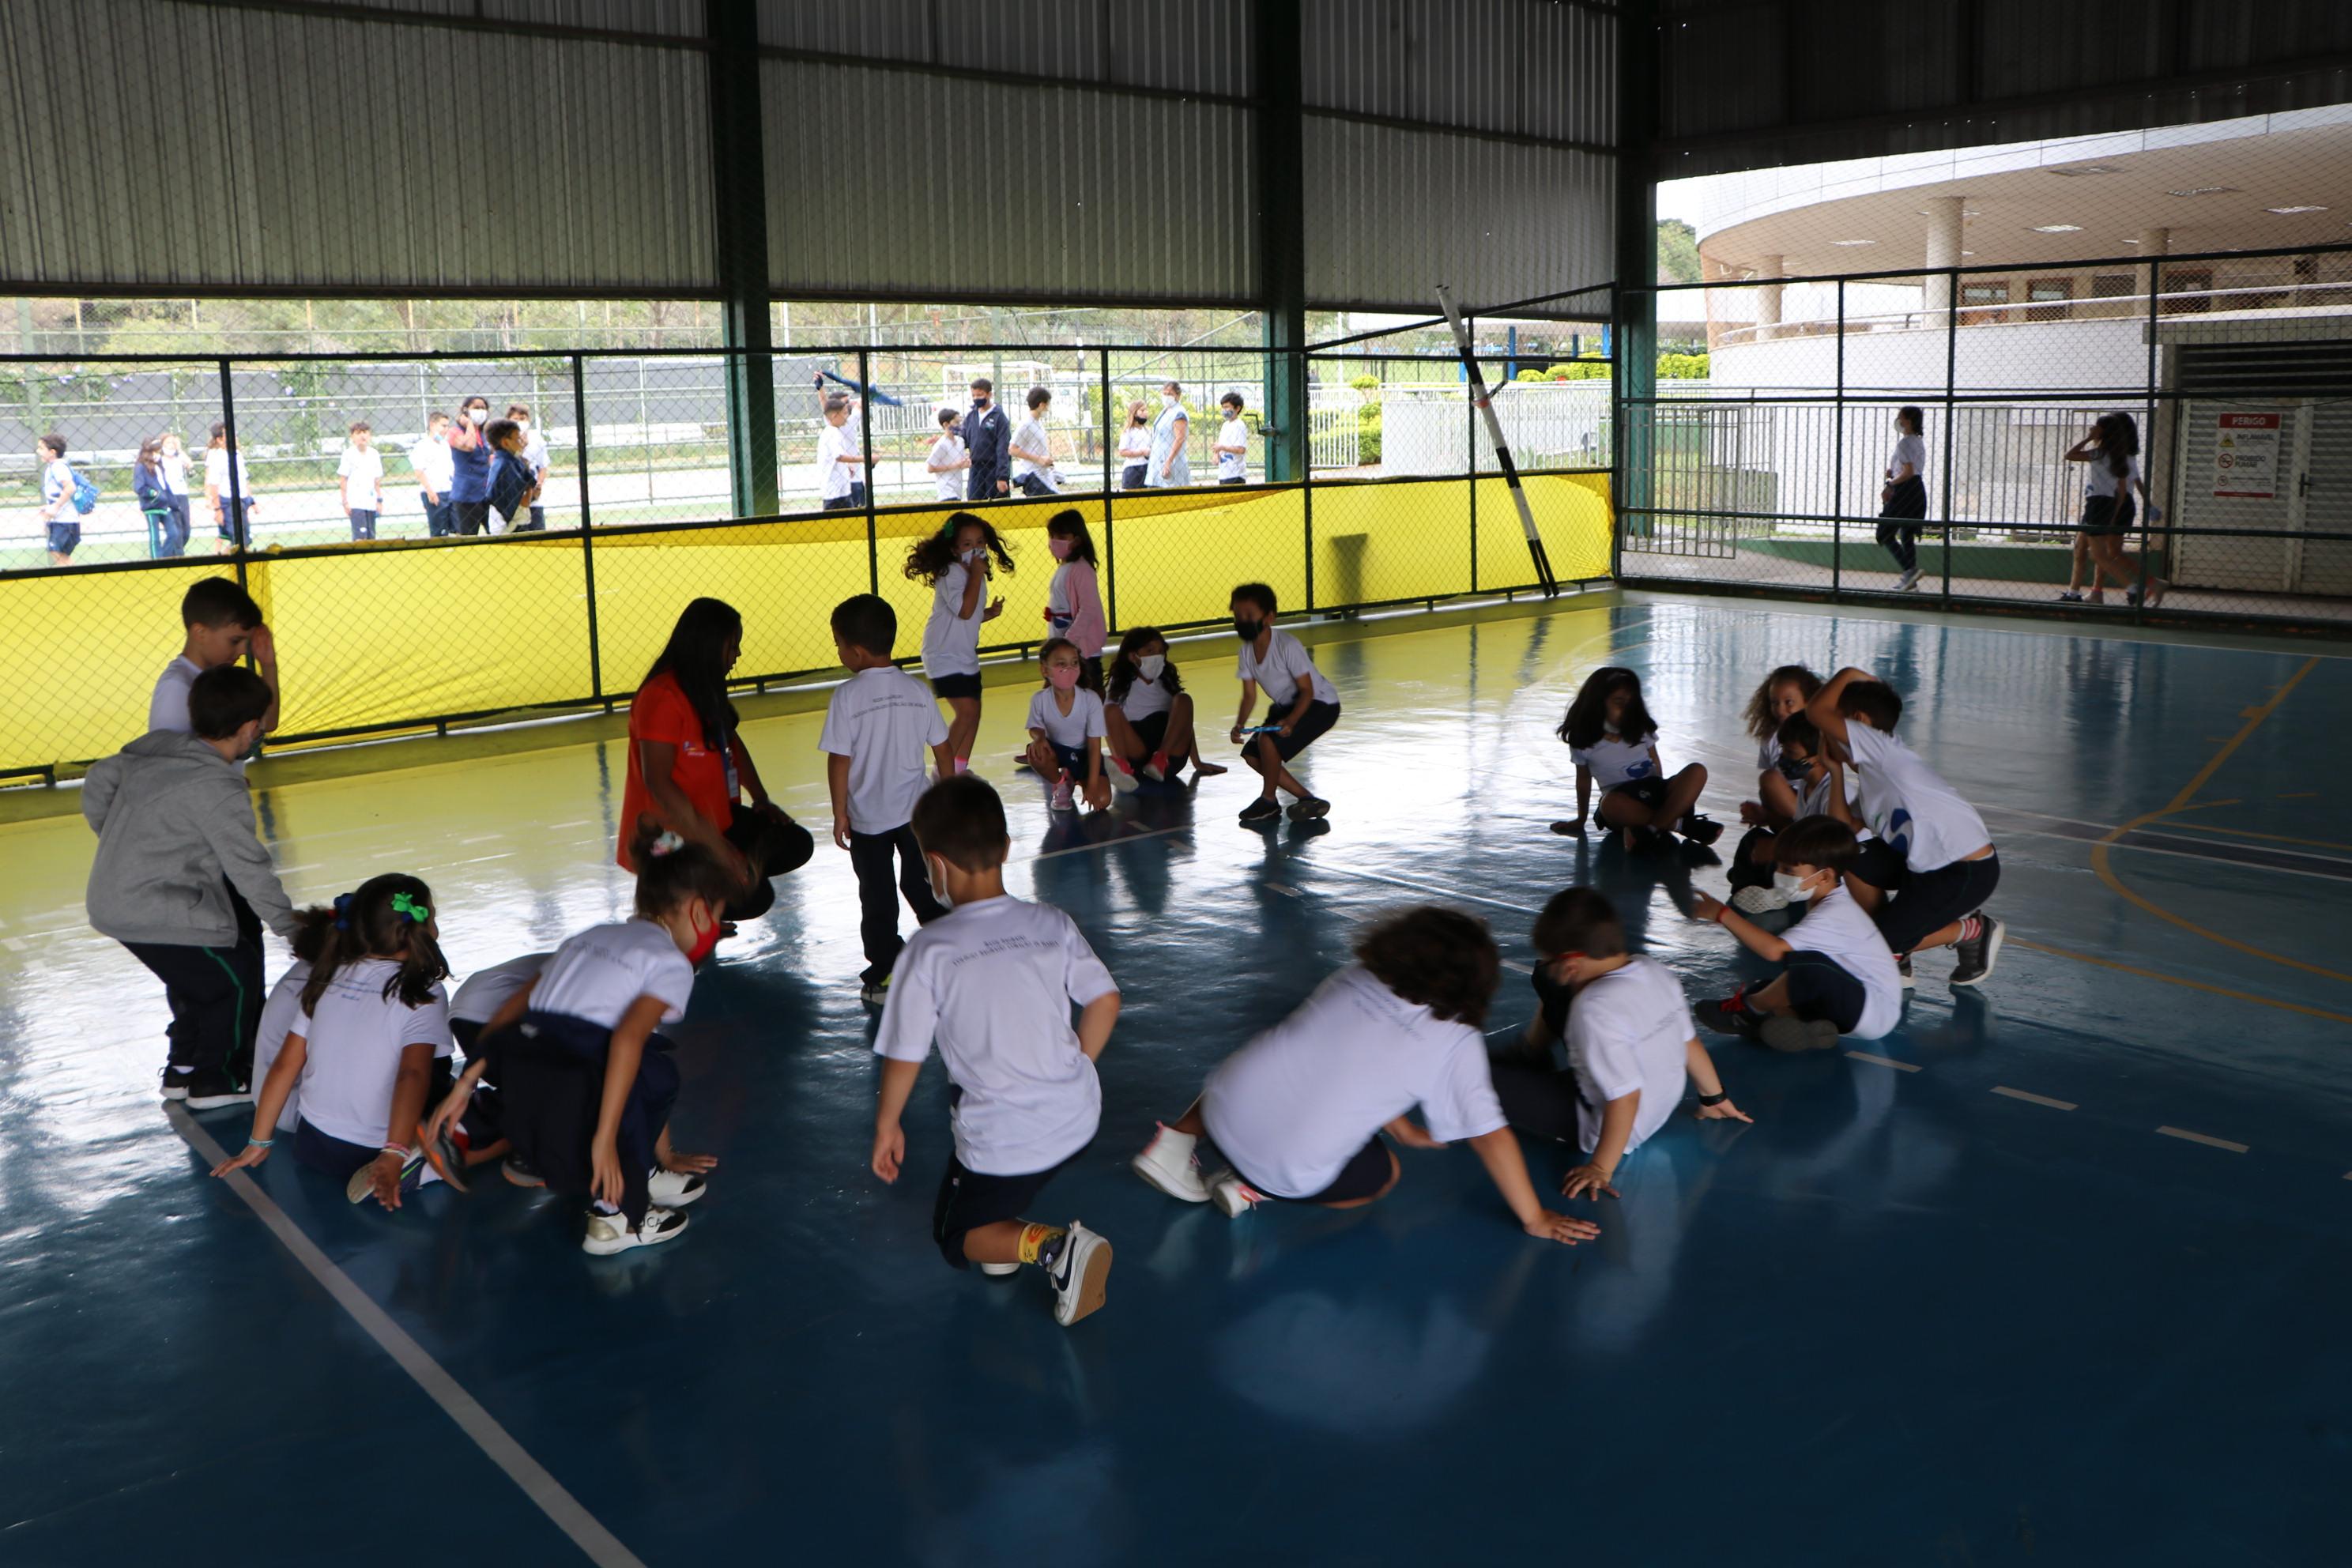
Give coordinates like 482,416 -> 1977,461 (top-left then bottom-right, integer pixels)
83,730 -> 297,948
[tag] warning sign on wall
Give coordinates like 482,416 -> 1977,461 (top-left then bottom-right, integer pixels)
2213,412 -> 2282,499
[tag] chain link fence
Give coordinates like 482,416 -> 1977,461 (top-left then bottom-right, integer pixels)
1,341 -> 1610,780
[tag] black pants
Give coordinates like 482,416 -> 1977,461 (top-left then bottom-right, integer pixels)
1487,1051 -> 1584,1145
160,495 -> 192,556
122,934 -> 266,1081
722,809 -> 816,922
422,494 -> 454,537
1876,476 -> 1927,573
451,500 -> 492,536
823,483 -> 867,511
1017,474 -> 1057,498
1781,952 -> 1868,1032
349,509 -> 378,541
498,1012 -> 678,1225
849,824 -> 946,984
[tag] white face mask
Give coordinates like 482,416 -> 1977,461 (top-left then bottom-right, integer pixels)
1601,719 -> 1621,736
924,853 -> 954,910
1773,869 -> 1821,902
1162,394 -> 1178,407
1137,654 -> 1166,681
467,409 -> 485,424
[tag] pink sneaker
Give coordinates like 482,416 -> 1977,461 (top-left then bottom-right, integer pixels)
1049,772 -> 1076,812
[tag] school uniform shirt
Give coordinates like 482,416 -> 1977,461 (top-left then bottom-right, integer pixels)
337,444 -> 385,511
254,959 -> 313,1133
1888,432 -> 1927,481
1026,686 -> 1106,751
819,665 -> 950,835
159,452 -> 191,496
148,655 -> 203,733
1784,885 -> 1901,1040
407,433 -> 454,495
1565,956 -> 1694,1157
1216,416 -> 1250,481
1200,963 -> 1506,1200
922,561 -> 985,679
1112,668 -> 1174,722
873,895 -> 1118,1176
521,430 -> 549,488
41,457 -> 74,514
532,920 -> 695,1031
1841,722 -> 1990,873
450,952 -> 553,1027
928,433 -> 967,502
296,959 -> 452,1149
1570,729 -> 1657,790
1011,415 -> 1057,488
616,670 -> 737,872
1118,426 -> 1151,466
2083,453 -> 2143,499
1236,629 -> 1337,710
205,447 -> 251,503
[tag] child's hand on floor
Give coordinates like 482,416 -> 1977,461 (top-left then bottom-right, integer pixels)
1695,1097 -> 1753,1124
870,1121 -> 906,1184
1739,800 -> 1765,825
1560,1163 -> 1619,1201
1525,1209 -> 1602,1244
209,1142 -> 270,1178
1083,775 -> 1111,810
590,1136 -> 625,1208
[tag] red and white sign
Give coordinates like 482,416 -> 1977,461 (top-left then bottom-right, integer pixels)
2213,411 -> 2282,499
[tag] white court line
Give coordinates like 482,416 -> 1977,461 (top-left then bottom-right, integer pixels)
1991,1085 -> 2078,1111
548,820 -> 594,830
1262,881 -> 1299,897
1311,863 -> 1544,917
1845,1051 -> 1921,1073
167,1105 -> 644,1568
2155,1125 -> 2249,1154
458,834 -> 503,846
1499,959 -> 1532,974
1023,822 -> 1194,862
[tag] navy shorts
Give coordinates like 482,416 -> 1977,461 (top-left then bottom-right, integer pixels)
1781,951 -> 1867,1033
46,520 -> 80,556
932,1149 -> 1078,1269
929,672 -> 982,701
2079,493 -> 2135,537
1246,699 -> 1340,763
1234,1133 -> 1393,1205
1852,842 -> 2000,955
1603,775 -> 1669,812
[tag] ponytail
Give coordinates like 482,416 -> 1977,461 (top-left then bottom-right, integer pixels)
299,874 -> 450,1012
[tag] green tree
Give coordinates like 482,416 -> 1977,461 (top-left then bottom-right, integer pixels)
1657,219 -> 1701,286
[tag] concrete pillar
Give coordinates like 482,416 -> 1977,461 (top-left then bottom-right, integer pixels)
1922,196 -> 1965,322
1755,254 -> 1784,341
2138,226 -> 2170,311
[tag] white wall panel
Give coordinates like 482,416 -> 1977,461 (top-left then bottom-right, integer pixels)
0,0 -> 713,292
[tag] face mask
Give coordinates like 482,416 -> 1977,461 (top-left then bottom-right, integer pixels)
1137,654 -> 1166,681
1773,869 -> 1820,903
973,394 -> 989,407
1602,719 -> 1621,736
684,904 -> 722,965
1774,755 -> 1812,785
1046,665 -> 1080,691
467,409 -> 485,424
925,853 -> 954,910
960,545 -> 986,564
1233,616 -> 1261,642
1048,537 -> 1072,560
1162,394 -> 1178,407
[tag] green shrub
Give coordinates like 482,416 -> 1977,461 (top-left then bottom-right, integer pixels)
1349,373 -> 1381,394
1658,352 -> 1709,379
1358,406 -> 1382,465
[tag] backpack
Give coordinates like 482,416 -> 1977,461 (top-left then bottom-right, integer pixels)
70,469 -> 99,514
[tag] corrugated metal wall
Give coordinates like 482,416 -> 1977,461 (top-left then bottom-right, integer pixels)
1304,0 -> 1614,148
760,61 -> 1253,303
757,0 -> 1253,97
1659,0 -> 2352,175
356,0 -> 706,35
0,0 -> 713,292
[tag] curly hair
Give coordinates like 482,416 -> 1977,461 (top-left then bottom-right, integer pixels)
905,511 -> 1016,585
1353,906 -> 1500,1027
1743,665 -> 1822,741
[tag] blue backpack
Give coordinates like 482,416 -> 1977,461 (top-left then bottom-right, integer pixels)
70,469 -> 99,514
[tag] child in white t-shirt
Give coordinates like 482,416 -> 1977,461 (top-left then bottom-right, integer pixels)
1009,386 -> 1060,496
1726,665 -> 1826,908
821,594 -> 954,1007
1483,889 -> 1748,1188
1212,392 -> 1250,484
1808,668 -> 2003,990
925,409 -> 970,502
337,422 -> 385,541
432,949 -> 551,1182
1552,665 -> 1721,850
422,824 -> 738,1253
1229,581 -> 1340,826
212,876 -> 456,1209
1103,624 -> 1226,786
1691,816 -> 1902,1050
871,776 -> 1122,1326
1023,638 -> 1110,813
250,908 -> 335,1135
1132,906 -> 1599,1245
818,394 -> 873,510
906,513 -> 1012,771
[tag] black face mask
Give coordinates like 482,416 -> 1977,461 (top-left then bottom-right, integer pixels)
1233,616 -> 1261,642
1774,755 -> 1812,785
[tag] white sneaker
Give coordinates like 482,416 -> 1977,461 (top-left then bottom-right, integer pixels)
1049,775 -> 1075,812
647,1168 -> 707,1208
582,1204 -> 688,1254
1044,1221 -> 1113,1326
978,1261 -> 1022,1277
1896,567 -> 1922,593
1731,882 -> 1790,914
1209,1169 -> 1268,1218
1107,757 -> 1140,794
1131,1123 -> 1212,1202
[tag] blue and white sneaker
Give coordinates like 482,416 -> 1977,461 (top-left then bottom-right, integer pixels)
1044,1221 -> 1113,1326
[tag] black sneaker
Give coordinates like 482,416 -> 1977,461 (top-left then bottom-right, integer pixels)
1698,995 -> 1760,1038
183,1069 -> 254,1112
1949,914 -> 2004,988
1679,813 -> 1725,846
503,1155 -> 547,1189
2056,590 -> 2083,603
160,1066 -> 195,1102
1286,796 -> 1330,823
1759,1016 -> 1840,1053
1238,797 -> 1280,825
1896,954 -> 1916,989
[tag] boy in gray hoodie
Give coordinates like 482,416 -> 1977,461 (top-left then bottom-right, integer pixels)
85,665 -> 299,1110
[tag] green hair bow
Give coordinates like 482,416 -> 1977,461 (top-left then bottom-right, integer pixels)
391,891 -> 433,923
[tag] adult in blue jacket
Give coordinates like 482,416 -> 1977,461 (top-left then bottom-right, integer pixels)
963,377 -> 1011,501
447,393 -> 494,535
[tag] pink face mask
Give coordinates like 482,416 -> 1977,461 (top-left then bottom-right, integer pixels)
1046,664 -> 1080,691
1048,537 -> 1073,560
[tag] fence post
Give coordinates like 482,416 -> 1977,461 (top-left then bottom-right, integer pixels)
1831,281 -> 1845,597
859,348 -> 879,594
571,354 -> 605,707
2140,254 -> 2162,621
1099,347 -> 1116,632
1940,266 -> 1958,605
1300,347 -> 1316,612
1467,325 -> 1479,593
218,357 -> 248,576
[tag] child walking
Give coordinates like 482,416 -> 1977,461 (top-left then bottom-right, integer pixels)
1807,668 -> 2003,988
1117,401 -> 1152,490
423,824 -> 733,1253
210,876 -> 457,1209
1025,638 -> 1113,812
909,512 -> 1012,772
821,594 -> 955,1006
1131,906 -> 1600,1244
870,776 -> 1121,1327
151,576 -> 280,737
1552,666 -> 1721,848
1875,405 -> 1928,592
85,665 -> 298,1108
2061,411 -> 2168,606
925,409 -> 969,502
1690,816 -> 1903,1051
1103,625 -> 1224,786
1042,511 -> 1107,691
1228,582 -> 1338,825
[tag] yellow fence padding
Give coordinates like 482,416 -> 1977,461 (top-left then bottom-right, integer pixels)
0,474 -> 1610,776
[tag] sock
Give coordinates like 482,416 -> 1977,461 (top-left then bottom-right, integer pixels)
952,756 -> 969,775
591,1200 -> 621,1216
1955,914 -> 1983,945
1017,1221 -> 1066,1268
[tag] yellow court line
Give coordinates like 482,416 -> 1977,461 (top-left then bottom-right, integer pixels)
2163,658 -> 2320,814
2165,821 -> 2352,856
2007,937 -> 2352,1027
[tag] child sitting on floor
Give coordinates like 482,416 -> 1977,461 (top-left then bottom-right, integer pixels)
1551,665 -> 1722,849
1691,816 -> 1902,1051
1102,625 -> 1225,788
1023,637 -> 1113,812
250,907 -> 335,1136
1737,664 -> 1822,831
1132,906 -> 1600,1243
1727,711 -> 1859,912
429,951 -> 549,1185
869,776 -> 1122,1327
212,876 -> 456,1210
422,823 -> 731,1253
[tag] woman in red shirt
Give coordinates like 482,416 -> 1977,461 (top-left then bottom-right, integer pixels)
619,598 -> 813,924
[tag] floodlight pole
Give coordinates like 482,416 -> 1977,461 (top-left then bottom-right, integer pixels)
1437,284 -> 1556,596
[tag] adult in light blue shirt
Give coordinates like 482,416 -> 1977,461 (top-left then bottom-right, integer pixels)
1146,381 -> 1190,488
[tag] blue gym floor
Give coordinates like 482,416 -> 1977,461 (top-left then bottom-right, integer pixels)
3,593 -> 2349,1566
